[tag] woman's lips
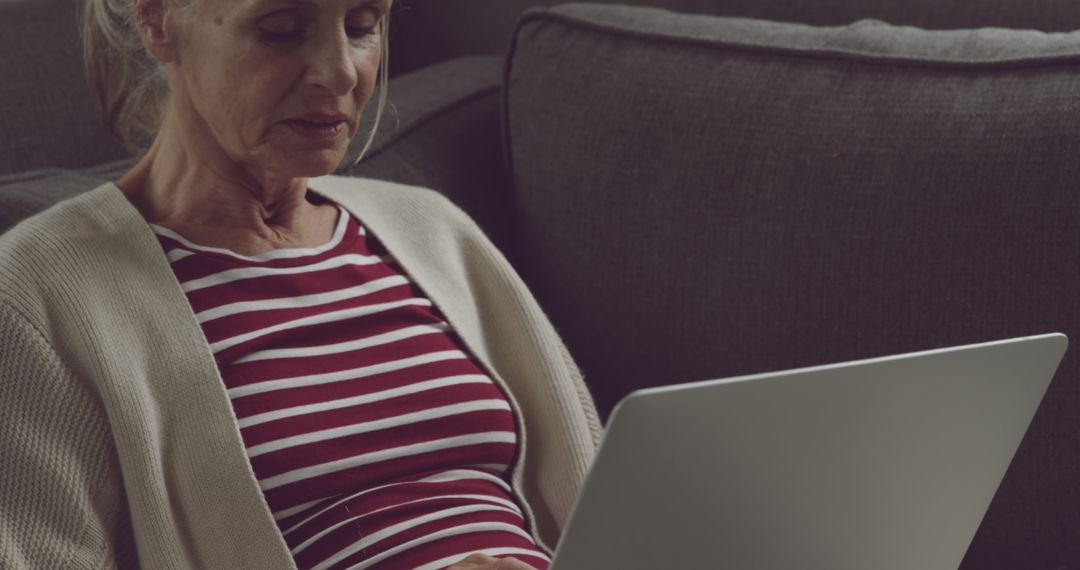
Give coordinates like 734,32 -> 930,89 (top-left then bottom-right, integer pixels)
285,119 -> 346,142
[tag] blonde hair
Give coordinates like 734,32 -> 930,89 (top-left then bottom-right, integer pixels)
353,19 -> 390,166
81,0 -> 390,161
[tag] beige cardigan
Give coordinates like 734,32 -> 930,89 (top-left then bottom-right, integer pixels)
0,176 -> 602,569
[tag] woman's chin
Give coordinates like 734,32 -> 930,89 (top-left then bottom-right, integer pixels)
271,150 -> 348,179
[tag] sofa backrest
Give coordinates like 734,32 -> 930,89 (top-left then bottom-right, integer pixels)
390,0 -> 1080,75
5,0 -> 1078,175
0,0 -> 130,176
502,4 -> 1080,567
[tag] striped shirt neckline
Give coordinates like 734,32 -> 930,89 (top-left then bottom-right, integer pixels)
148,204 -> 352,264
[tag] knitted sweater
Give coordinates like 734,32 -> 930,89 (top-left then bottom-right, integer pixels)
0,175 -> 602,569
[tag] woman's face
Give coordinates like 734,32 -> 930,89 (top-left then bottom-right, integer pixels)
169,0 -> 387,178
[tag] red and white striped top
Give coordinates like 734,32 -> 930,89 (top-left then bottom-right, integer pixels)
151,201 -> 550,570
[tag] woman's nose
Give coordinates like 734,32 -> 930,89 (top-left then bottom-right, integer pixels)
303,32 -> 359,96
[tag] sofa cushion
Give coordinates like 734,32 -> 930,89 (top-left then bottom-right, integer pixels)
0,0 -> 130,175
390,0 -> 1080,76
504,4 -> 1080,567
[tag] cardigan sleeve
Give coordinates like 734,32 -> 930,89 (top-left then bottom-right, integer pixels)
550,328 -> 604,445
0,302 -> 133,569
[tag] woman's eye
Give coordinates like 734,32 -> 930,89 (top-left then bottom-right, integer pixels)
345,10 -> 379,39
255,9 -> 378,44
258,12 -> 305,43
345,24 -> 376,39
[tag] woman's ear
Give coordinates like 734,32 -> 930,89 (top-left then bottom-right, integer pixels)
134,0 -> 181,63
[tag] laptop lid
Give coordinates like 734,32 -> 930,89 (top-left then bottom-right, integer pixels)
550,333 -> 1067,570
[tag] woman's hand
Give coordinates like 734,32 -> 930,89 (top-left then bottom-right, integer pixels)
446,552 -> 540,570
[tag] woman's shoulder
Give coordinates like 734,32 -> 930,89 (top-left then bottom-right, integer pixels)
309,175 -> 474,225
1,181 -> 131,247
1,181 -> 127,259
0,182 -> 151,319
309,174 -> 507,276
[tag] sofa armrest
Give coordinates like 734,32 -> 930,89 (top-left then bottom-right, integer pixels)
340,55 -> 515,255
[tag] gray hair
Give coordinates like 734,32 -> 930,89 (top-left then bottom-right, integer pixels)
81,0 -> 390,161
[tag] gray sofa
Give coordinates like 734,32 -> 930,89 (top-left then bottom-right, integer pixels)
2,1 -> 1079,568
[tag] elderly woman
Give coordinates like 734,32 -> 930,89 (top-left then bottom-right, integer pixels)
0,0 -> 600,568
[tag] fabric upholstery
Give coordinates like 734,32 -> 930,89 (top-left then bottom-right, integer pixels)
345,56 -> 513,251
0,0 -> 130,175
389,0 -> 1080,76
504,5 -> 1080,567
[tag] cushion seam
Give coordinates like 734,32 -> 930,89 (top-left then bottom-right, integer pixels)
518,8 -> 1080,71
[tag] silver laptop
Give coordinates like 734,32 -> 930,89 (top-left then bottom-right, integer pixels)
550,333 -> 1067,570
